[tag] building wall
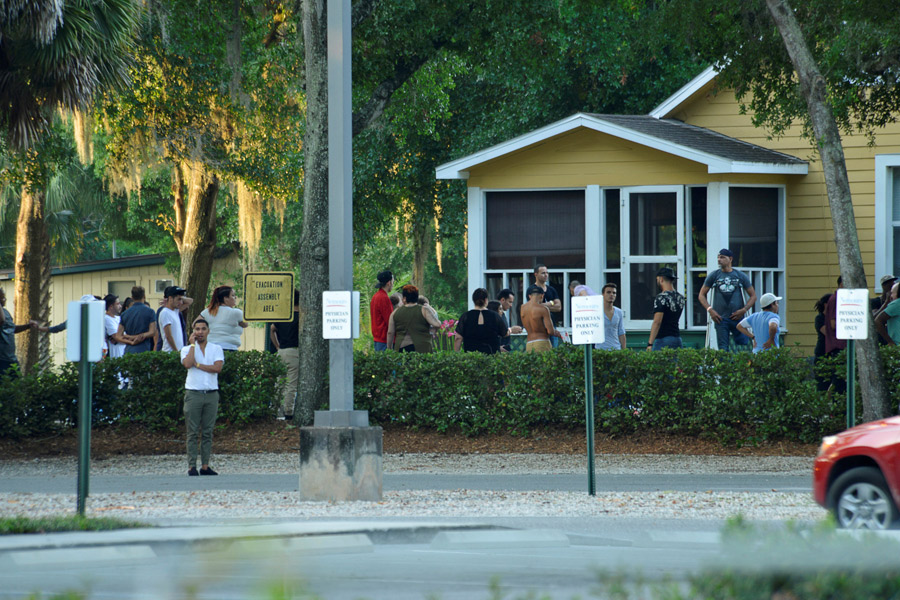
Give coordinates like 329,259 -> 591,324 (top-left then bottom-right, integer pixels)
667,87 -> 900,349
0,256 -> 268,367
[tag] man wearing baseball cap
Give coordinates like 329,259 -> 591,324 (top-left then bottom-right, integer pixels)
647,267 -> 685,351
370,270 -> 394,351
520,284 -> 561,353
737,293 -> 782,352
698,248 -> 758,352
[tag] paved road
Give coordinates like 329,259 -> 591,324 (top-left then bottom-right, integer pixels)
0,518 -> 741,600
0,473 -> 811,494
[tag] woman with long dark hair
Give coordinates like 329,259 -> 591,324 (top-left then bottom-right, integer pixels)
200,286 -> 248,351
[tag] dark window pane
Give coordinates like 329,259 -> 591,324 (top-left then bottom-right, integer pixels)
629,193 -> 678,256
566,272 -> 586,297
690,271 -> 707,328
690,187 -> 707,268
485,274 -> 503,307
629,262 -> 675,321
894,228 -> 900,275
603,272 -> 622,308
605,189 -> 620,269
729,187 -> 779,268
486,191 -> 586,269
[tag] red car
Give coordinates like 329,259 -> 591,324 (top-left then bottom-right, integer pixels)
814,416 -> 900,529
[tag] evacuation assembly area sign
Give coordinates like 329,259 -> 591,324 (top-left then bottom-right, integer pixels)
836,288 -> 868,340
243,272 -> 295,322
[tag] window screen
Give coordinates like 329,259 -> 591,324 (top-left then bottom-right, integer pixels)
729,187 -> 779,268
486,190 -> 585,269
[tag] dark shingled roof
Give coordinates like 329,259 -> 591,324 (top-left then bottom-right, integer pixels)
586,114 -> 807,166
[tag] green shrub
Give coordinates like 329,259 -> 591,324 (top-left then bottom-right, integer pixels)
355,345 -> 856,443
3,344 -> 897,443
0,350 -> 285,437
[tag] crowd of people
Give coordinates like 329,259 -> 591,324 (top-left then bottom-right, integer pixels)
366,249 -> 789,357
0,283 -> 269,478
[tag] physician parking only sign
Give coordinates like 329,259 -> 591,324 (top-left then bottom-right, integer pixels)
571,296 -> 605,345
836,288 -> 869,340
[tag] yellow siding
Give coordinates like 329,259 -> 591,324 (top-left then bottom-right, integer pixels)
459,81 -> 900,352
467,129 -> 712,188
2,256 -> 267,367
675,87 -> 900,351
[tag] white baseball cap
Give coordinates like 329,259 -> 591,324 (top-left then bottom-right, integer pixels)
759,293 -> 782,308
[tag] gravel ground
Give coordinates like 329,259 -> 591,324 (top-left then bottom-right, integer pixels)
0,452 -> 814,477
0,453 -> 825,522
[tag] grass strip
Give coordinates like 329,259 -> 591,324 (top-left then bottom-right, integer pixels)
0,515 -> 146,535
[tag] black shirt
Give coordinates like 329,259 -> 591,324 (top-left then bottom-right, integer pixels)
653,290 -> 685,339
814,313 -> 826,357
456,309 -> 508,354
272,311 -> 300,349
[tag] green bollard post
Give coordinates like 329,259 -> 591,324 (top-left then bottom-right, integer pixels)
846,339 -> 855,430
584,344 -> 595,496
76,302 -> 92,516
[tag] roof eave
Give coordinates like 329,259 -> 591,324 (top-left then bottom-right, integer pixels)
710,162 -> 808,175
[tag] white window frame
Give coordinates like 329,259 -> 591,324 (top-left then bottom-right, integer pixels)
875,155 -> 900,286
620,186 -> 686,330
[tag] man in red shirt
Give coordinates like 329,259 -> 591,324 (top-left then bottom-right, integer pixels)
370,270 -> 394,351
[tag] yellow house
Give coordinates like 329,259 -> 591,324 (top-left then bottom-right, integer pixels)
436,66 -> 900,351
0,252 -> 268,365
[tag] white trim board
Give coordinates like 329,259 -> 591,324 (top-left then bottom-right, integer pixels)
649,66 -> 718,119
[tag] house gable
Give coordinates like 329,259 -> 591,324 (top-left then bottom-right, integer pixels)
438,113 -> 807,184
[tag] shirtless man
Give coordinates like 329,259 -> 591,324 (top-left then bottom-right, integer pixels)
520,284 -> 561,353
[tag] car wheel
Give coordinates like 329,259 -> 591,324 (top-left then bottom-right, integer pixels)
829,466 -> 898,530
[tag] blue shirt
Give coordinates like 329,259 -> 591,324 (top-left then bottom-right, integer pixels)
121,302 -> 156,354
596,306 -> 626,351
739,311 -> 780,353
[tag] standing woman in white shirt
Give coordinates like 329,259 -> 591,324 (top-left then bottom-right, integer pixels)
200,286 -> 249,351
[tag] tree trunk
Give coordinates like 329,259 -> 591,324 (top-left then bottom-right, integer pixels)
296,0 -> 330,425
411,214 -> 430,290
173,161 -> 220,325
766,0 -> 891,420
14,186 -> 49,375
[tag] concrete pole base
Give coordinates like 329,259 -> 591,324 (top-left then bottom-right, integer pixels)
299,426 -> 383,501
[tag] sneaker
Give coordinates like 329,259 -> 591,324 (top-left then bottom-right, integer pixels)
188,467 -> 199,476
199,467 -> 218,476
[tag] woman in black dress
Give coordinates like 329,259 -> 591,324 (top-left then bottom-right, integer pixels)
454,288 -> 509,354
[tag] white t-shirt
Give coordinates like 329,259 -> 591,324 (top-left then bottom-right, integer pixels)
200,306 -> 245,350
180,341 -> 224,391
104,314 -> 125,358
159,307 -> 184,352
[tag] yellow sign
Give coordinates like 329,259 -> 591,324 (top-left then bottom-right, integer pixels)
243,272 -> 295,322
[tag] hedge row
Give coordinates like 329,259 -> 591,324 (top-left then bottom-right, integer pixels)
355,345 -> 861,443
0,350 -> 286,438
1,345 -> 896,444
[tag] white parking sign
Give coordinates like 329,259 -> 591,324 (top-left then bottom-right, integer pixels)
836,288 -> 869,340
571,296 -> 605,345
